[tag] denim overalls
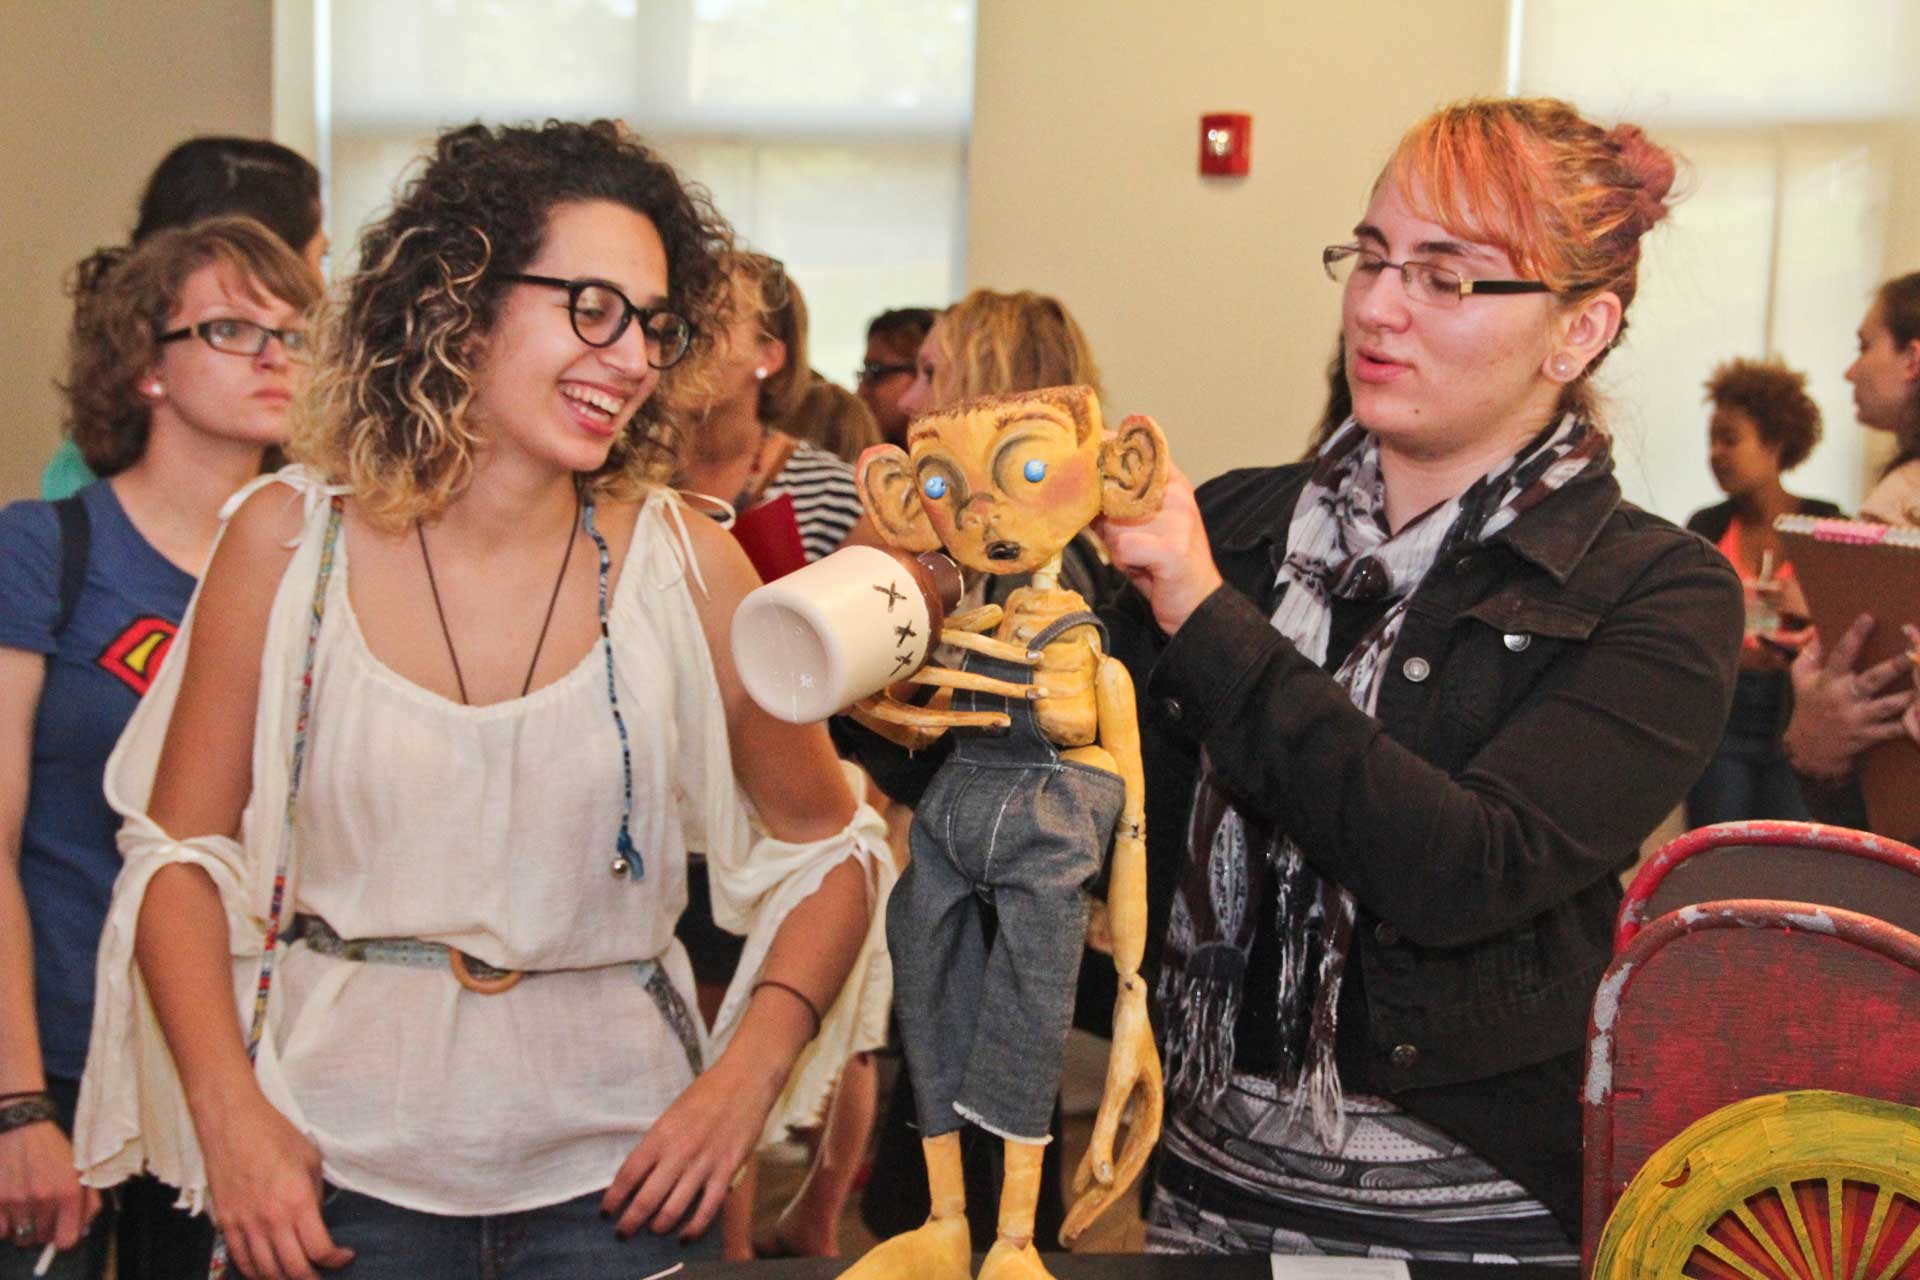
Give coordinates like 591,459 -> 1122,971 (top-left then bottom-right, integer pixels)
887,610 -> 1126,1143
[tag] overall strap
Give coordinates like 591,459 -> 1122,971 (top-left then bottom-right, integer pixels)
52,495 -> 91,637
1028,609 -> 1107,652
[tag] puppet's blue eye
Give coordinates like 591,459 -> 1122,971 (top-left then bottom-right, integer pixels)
1023,459 -> 1047,483
923,475 -> 948,500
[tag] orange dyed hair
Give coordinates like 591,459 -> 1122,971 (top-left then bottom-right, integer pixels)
1387,98 -> 1677,376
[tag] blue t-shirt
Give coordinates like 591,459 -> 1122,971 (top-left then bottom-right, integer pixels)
0,480 -> 195,1079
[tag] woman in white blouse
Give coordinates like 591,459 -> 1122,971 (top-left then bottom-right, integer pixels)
74,121 -> 891,1280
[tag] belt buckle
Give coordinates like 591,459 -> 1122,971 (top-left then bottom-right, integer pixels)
448,949 -> 525,995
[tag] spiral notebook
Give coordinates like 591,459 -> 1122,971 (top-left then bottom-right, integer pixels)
1775,515 -> 1920,839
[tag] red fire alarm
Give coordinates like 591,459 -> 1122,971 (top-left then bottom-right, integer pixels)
1200,113 -> 1251,176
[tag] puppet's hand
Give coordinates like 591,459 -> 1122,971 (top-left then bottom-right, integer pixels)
1062,973 -> 1162,1244
1084,900 -> 1113,955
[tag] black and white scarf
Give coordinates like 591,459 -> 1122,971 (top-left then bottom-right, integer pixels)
1159,413 -> 1609,1147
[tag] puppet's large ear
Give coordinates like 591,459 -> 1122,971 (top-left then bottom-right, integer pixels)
856,443 -> 941,552
1100,413 -> 1169,519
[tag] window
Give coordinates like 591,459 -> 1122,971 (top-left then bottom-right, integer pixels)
1514,0 -> 1911,517
290,0 -> 975,395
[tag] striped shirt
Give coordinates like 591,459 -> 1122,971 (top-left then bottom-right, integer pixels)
759,440 -> 863,562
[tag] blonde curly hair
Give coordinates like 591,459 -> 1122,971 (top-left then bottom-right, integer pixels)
292,120 -> 736,529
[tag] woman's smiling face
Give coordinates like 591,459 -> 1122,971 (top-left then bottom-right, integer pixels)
468,199 -> 670,476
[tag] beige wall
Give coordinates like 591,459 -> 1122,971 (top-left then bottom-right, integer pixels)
0,1 -> 273,502
966,0 -> 1508,482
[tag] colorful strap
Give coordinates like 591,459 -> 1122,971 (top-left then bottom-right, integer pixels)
209,495 -> 344,1280
583,501 -> 643,881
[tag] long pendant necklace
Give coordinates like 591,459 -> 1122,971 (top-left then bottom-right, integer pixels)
417,487 -> 580,704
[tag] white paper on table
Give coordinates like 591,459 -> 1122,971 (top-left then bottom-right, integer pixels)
1271,1258 -> 1413,1280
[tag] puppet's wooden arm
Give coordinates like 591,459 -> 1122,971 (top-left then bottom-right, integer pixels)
1062,653 -> 1161,1245
849,686 -> 1010,752
945,604 -> 1003,634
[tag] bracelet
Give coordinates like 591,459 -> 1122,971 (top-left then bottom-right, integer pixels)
0,1094 -> 56,1135
751,978 -> 823,1038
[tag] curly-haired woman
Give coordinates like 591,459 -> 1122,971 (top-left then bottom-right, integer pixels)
1682,358 -> 1839,826
72,121 -> 891,1280
1,217 -> 317,1279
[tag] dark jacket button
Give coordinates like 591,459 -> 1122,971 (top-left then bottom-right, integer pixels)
1390,1043 -> 1419,1070
1374,921 -> 1402,946
1163,697 -> 1184,722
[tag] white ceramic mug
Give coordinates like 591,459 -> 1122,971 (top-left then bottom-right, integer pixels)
733,545 -> 962,723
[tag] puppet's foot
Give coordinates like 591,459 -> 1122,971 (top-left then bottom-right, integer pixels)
979,1237 -> 1056,1280
834,1214 -> 970,1280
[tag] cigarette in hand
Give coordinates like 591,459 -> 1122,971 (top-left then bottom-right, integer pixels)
33,1243 -> 56,1278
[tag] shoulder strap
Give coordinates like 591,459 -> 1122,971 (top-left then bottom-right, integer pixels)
52,494 -> 91,638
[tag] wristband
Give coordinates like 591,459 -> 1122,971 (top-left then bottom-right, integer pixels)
751,978 -> 823,1038
0,1094 -> 56,1135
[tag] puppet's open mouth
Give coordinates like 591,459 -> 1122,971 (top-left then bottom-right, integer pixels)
986,541 -> 1021,562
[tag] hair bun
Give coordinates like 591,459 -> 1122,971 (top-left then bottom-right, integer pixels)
1608,124 -> 1676,231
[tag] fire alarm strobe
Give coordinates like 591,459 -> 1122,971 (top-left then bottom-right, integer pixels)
1200,113 -> 1251,176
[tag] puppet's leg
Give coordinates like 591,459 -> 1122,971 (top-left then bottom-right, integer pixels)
978,1139 -> 1058,1279
835,1134 -> 971,1280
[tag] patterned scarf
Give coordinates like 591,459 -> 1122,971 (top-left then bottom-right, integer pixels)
1159,413 -> 1609,1147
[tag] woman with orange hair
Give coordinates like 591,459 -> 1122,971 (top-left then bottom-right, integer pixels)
1101,99 -> 1741,1260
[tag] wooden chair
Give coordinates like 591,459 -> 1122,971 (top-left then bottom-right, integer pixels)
1590,1090 -> 1920,1280
1617,821 -> 1920,951
1582,902 -> 1920,1275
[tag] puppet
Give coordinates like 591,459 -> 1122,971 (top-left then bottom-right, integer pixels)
844,386 -> 1164,1280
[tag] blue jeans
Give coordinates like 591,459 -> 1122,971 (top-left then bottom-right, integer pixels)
890,614 -> 1125,1144
1686,728 -> 1811,827
321,1186 -> 719,1280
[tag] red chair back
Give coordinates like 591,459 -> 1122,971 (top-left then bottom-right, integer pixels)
1617,820 -> 1920,950
1581,901 -> 1920,1274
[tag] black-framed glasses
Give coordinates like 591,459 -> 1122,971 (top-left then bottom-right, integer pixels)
502,273 -> 694,369
856,361 -> 916,384
157,318 -> 311,362
1322,245 -> 1552,308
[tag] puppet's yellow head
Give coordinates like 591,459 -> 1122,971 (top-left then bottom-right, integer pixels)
856,386 -> 1166,575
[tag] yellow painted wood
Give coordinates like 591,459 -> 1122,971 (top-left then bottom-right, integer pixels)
1591,1091 -> 1920,1280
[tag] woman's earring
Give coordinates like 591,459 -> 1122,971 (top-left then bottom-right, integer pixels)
754,367 -> 768,381
144,381 -> 164,399
1549,354 -> 1577,381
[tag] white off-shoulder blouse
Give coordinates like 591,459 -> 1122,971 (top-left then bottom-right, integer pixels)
75,468 -> 893,1215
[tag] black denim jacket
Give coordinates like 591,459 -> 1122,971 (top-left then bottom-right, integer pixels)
1106,457 -> 1742,1234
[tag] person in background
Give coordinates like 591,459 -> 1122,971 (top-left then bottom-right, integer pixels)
680,255 -> 865,573
1,218 -> 319,1280
1854,272 -> 1920,524
1683,358 -> 1838,826
857,308 -> 936,447
71,120 -> 888,1280
1780,275 -> 1920,817
1100,97 -> 1740,1260
42,137 -> 326,502
780,371 -> 881,464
